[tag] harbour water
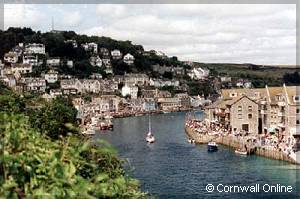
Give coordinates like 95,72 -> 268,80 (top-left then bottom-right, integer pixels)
94,112 -> 299,199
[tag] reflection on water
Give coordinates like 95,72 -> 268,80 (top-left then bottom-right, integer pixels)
94,112 -> 299,199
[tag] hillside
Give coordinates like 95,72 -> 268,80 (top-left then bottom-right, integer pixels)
0,27 -> 188,78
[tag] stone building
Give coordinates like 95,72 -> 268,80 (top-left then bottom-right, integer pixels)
205,85 -> 300,138
230,96 -> 259,134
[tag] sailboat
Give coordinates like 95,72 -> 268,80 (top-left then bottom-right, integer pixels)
146,115 -> 155,143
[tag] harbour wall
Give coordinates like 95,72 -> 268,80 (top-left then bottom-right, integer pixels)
185,126 -> 299,165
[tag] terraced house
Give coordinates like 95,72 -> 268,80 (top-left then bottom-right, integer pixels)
205,85 -> 300,139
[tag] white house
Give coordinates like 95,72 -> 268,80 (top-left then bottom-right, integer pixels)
124,73 -> 149,86
188,67 -> 210,80
22,77 -> 46,93
123,53 -> 135,65
47,58 -> 60,67
80,79 -> 101,93
82,42 -> 98,54
67,60 -> 74,68
4,52 -> 18,64
45,70 -> 58,83
23,55 -> 38,66
149,78 -> 179,87
11,63 -> 32,74
111,49 -> 122,59
25,43 -> 45,54
60,79 -> 80,93
90,56 -> 102,67
121,84 -> 138,99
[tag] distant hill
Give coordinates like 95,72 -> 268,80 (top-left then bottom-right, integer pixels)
0,27 -> 188,77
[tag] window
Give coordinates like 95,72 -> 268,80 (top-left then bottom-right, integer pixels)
238,114 -> 242,119
297,120 -> 300,125
294,96 -> 300,102
248,106 -> 252,112
248,114 -> 253,119
297,109 -> 300,114
230,92 -> 237,97
238,106 -> 242,112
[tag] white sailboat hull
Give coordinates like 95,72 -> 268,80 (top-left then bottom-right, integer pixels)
146,136 -> 155,143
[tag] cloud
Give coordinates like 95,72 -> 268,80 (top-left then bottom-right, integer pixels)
61,11 -> 82,27
4,4 -> 46,29
85,4 -> 296,65
4,4 -> 297,65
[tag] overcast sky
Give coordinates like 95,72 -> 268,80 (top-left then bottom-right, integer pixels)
4,4 -> 296,65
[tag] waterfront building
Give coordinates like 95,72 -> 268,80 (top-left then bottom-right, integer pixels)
141,89 -> 158,99
205,85 -> 300,138
142,99 -> 157,111
175,93 -> 191,108
157,97 -> 180,111
121,84 -> 138,99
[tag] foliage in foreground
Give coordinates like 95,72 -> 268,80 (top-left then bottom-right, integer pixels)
0,113 -> 148,198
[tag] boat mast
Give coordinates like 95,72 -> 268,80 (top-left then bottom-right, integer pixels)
148,115 -> 151,133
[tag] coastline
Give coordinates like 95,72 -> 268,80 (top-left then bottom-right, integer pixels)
112,108 -> 196,118
185,126 -> 299,165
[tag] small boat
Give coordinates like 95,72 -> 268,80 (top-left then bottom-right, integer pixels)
82,128 -> 96,135
207,141 -> 218,152
235,135 -> 248,155
188,138 -> 195,144
235,148 -> 248,155
146,115 -> 155,143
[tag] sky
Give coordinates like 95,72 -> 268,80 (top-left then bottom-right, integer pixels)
4,4 -> 297,65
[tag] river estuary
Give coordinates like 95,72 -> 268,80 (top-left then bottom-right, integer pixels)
94,112 -> 299,199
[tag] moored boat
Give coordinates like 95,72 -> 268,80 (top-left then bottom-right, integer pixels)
146,115 -> 155,143
235,148 -> 248,155
82,128 -> 96,136
207,141 -> 218,152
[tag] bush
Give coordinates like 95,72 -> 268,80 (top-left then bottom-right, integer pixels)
0,113 -> 147,198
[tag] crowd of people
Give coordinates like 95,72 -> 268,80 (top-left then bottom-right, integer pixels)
185,119 -> 297,157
